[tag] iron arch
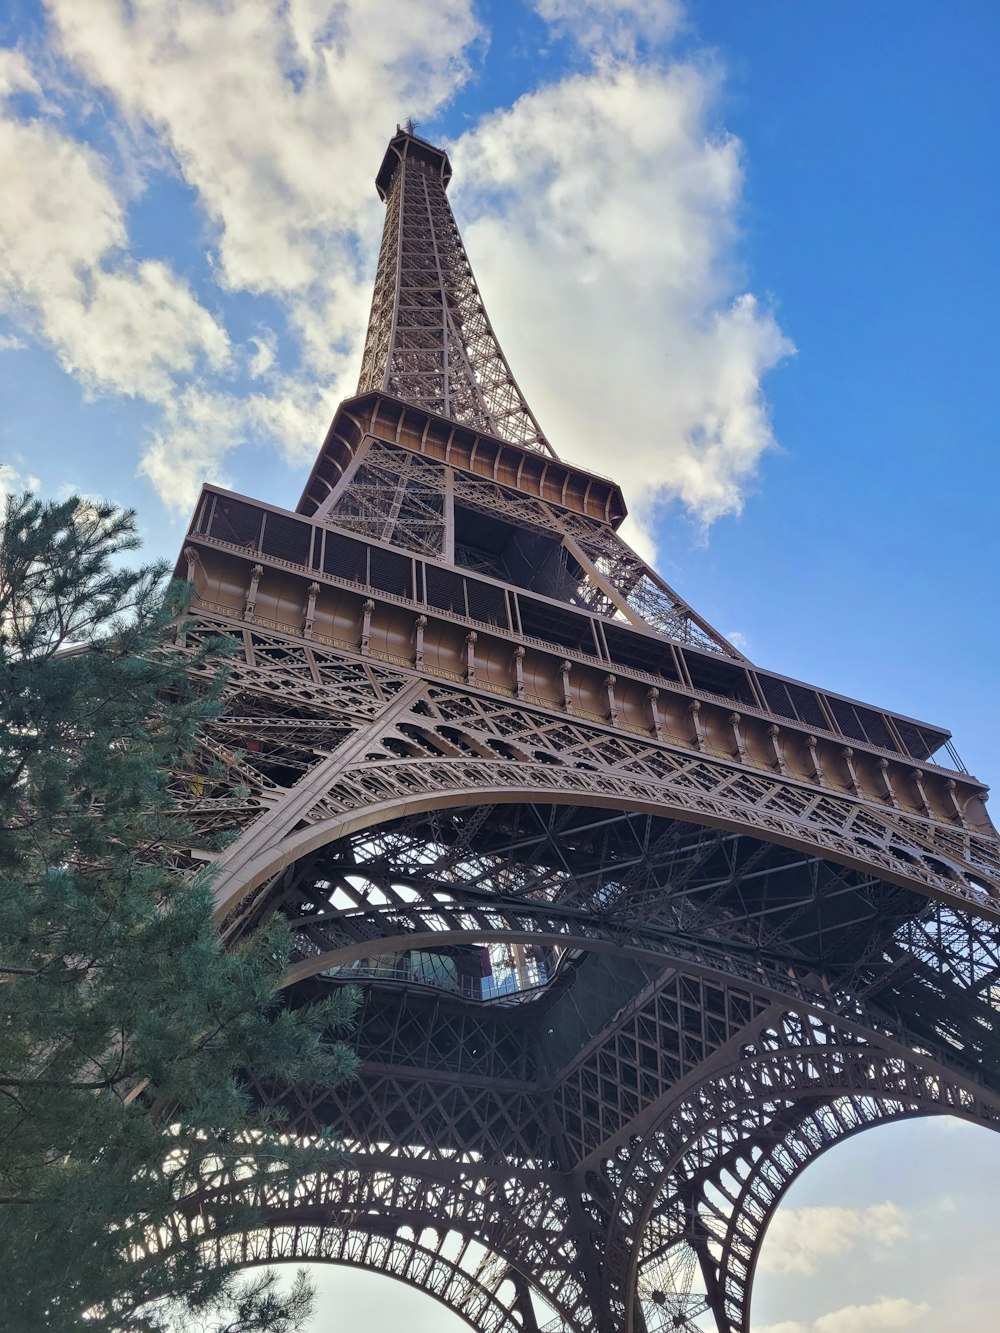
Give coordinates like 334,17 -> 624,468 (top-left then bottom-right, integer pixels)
210,1219 -> 541,1333
210,765 -> 999,932
604,1015 -> 1000,1333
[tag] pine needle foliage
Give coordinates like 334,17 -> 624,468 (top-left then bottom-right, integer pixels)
0,495 -> 358,1331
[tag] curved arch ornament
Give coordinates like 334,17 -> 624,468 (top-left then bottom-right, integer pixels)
147,1148 -> 594,1331
701,1099 -> 964,1333
200,671 -> 1000,932
166,127 -> 1000,1333
214,1220 -> 543,1333
604,1009 -> 1000,1331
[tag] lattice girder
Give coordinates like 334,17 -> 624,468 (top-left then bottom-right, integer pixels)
180,1203 -> 551,1332
183,480 -> 984,750
141,938 -> 1000,1331
199,774 -> 1000,1331
185,636 -> 997,935
161,608 -> 1000,1327
297,429 -> 741,654
217,1224 -> 541,1333
592,1004 -> 1000,1331
171,587 -> 992,908
159,126 -> 1000,1333
356,129 -> 553,455
698,1097 -> 927,1332
148,1142 -> 596,1331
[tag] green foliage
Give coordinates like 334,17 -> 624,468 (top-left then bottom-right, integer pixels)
143,1268 -> 316,1333
0,495 -> 358,1331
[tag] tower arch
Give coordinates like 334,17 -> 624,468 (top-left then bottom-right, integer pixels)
212,1221 -> 544,1333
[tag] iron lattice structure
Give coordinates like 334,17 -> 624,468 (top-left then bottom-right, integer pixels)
167,128 -> 1000,1331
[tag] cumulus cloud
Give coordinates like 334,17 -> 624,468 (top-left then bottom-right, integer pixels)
30,0 -> 482,506
813,1299 -> 928,1333
534,0 -> 685,57
45,0 -> 480,294
0,114 -> 230,402
0,47 -> 41,100
758,1203 -> 910,1277
453,59 -> 793,538
1,1 -> 791,526
0,462 -> 41,503
46,0 -> 482,305
138,376 -> 343,512
755,1296 -> 929,1333
247,330 -> 278,381
138,387 -> 246,512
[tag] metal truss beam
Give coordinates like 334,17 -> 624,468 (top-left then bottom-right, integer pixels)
157,127 -> 1000,1333
157,610 -> 1000,1328
356,128 -> 554,455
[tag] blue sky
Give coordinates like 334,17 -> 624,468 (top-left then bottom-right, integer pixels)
2,3 -> 998,1330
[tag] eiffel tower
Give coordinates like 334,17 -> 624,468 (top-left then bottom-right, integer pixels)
169,127 -> 1000,1331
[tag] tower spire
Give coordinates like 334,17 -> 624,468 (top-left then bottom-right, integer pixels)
357,126 -> 556,456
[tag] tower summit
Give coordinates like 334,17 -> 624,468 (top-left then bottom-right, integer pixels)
358,124 -> 554,454
169,131 -> 1000,1332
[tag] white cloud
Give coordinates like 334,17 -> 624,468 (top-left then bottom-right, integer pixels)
0,332 -> 27,352
0,47 -> 41,101
0,115 -> 230,401
758,1203 -> 910,1277
814,1297 -> 929,1333
0,462 -> 41,502
37,0 -> 482,503
138,387 -> 246,512
3,3 -> 790,530
247,330 -> 278,380
534,0 -> 685,57
755,1296 -> 928,1333
139,376 -> 340,513
453,59 -> 793,538
45,0 -> 481,297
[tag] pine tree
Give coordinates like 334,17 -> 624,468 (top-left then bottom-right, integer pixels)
0,494 -> 357,1331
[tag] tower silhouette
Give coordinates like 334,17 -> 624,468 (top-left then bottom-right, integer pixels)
173,128 -> 1000,1331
